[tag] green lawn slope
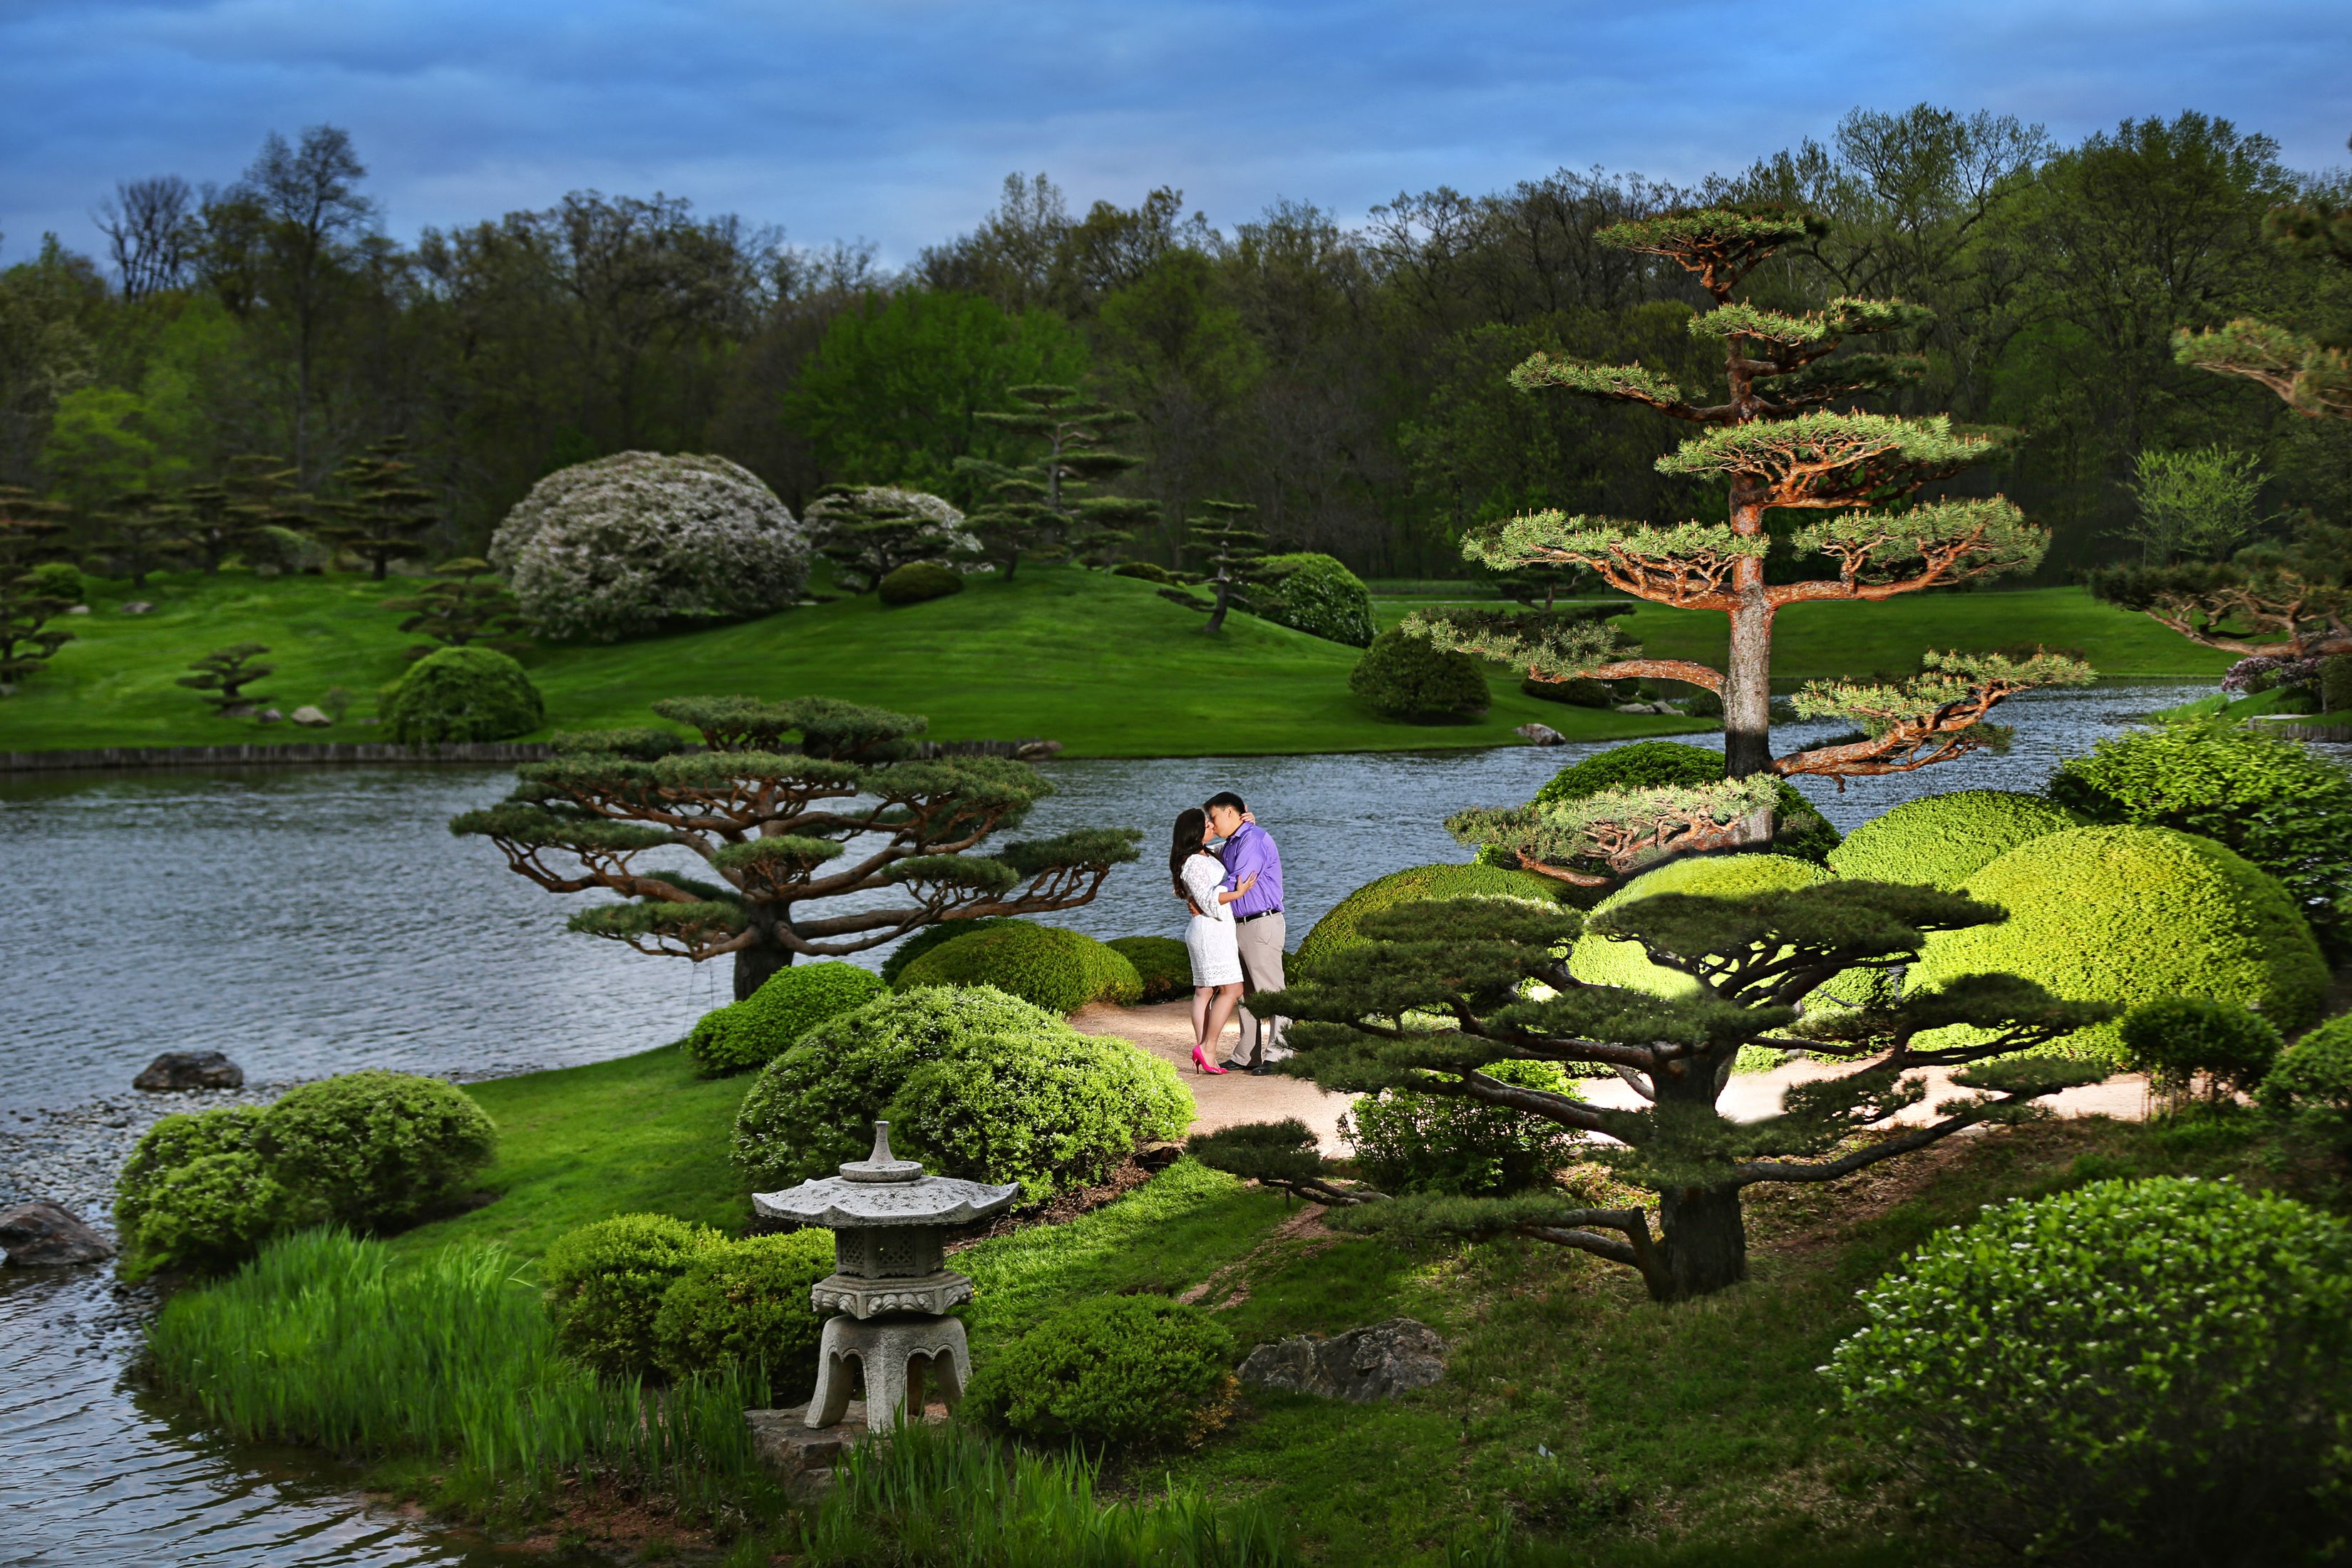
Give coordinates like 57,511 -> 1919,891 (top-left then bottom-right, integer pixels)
1,564 -> 1708,758
4,570 -> 2224,758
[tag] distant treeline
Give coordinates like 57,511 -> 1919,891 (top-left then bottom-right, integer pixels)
1,106 -> 2346,577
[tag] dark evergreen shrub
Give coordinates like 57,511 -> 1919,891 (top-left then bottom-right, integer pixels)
2261,1014 -> 2352,1153
1826,1177 -> 2352,1564
896,920 -> 1143,1012
964,1296 -> 1237,1450
880,917 -> 1011,986
1340,1059 -> 1583,1195
2116,996 -> 2285,1099
1348,629 -> 1490,722
878,561 -> 965,607
730,986 -> 1191,1203
1258,552 -> 1375,646
1105,935 -> 1192,1001
652,1229 -> 835,1386
1112,561 -> 1177,584
540,1212 -> 722,1377
263,1071 -> 497,1229
1520,675 -> 1613,706
381,645 -> 543,744
682,961 -> 886,1077
119,1150 -> 303,1281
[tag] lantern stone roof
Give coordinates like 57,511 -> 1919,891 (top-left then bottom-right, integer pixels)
751,1122 -> 1021,1229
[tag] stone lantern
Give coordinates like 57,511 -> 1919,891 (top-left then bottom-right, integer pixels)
753,1121 -> 1018,1435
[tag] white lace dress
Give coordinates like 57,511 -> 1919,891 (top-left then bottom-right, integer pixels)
1180,852 -> 1243,986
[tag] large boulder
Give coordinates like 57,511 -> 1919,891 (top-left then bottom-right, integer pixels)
133,1051 -> 245,1091
0,1202 -> 115,1266
1239,1317 -> 1449,1402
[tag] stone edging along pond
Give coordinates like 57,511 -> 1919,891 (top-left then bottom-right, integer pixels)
0,737 -> 1063,773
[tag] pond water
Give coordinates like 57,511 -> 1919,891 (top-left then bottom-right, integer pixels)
0,680 -> 2296,1564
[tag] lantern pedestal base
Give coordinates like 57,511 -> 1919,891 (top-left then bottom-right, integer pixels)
807,1314 -> 971,1435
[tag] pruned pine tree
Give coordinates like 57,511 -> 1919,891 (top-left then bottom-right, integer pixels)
177,643 -> 274,713
1408,206 -> 2081,781
381,557 -> 531,658
1158,500 -> 1264,634
165,455 -> 304,574
1070,494 -> 1158,569
956,383 -> 1143,579
102,491 -> 182,588
452,695 -> 1141,1000
328,437 -> 438,580
812,486 -> 974,594
2175,165 -> 2352,421
1193,888 -> 2113,1301
0,488 -> 76,695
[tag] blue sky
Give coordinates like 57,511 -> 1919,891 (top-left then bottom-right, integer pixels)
3,0 -> 2346,272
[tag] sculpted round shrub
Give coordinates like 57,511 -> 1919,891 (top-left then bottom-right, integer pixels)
1105,936 -> 1191,1002
488,451 -> 808,641
1827,790 -> 2085,889
120,1150 -> 304,1281
262,1071 -> 497,1229
1296,862 -> 1564,976
115,1105 -> 271,1254
1912,825 -> 2329,1061
1348,629 -> 1490,722
964,1296 -> 1237,1450
2116,996 -> 2285,1099
540,1212 -> 722,1377
878,561 -> 966,607
1258,552 -> 1374,646
2262,1013 -> 2352,1152
682,961 -> 887,1078
1533,741 -> 1839,864
1825,1177 -> 2352,1564
380,645 -> 544,745
1341,1059 -> 1584,1196
880,918 -> 1009,986
1569,854 -> 1832,996
731,986 -> 1191,1204
652,1229 -> 835,1386
896,921 -> 1143,1012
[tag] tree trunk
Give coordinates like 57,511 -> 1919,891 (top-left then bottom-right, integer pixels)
1205,573 -> 1232,634
1722,578 -> 1775,778
732,915 -> 792,1000
1649,1182 -> 1749,1301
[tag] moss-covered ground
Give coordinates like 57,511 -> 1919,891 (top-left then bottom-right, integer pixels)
1,568 -> 2225,757
381,1039 -> 2300,1565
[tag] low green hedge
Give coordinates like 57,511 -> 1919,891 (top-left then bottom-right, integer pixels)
1294,862 -> 1567,977
121,1150 -> 304,1281
880,917 -> 1011,986
682,961 -> 887,1077
731,986 -> 1192,1205
1258,552 -> 1375,646
380,645 -> 543,745
964,1296 -> 1237,1450
540,1212 -> 721,1378
1348,629 -> 1489,722
879,561 -> 965,607
1106,935 -> 1192,1001
1827,790 -> 2086,889
1825,1177 -> 2352,1562
652,1229 -> 836,1386
2116,996 -> 2284,1099
897,920 -> 1143,1012
1912,825 -> 2330,1061
2261,1013 -> 2352,1153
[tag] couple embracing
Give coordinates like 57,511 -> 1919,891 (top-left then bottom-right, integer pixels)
1169,791 -> 1288,1076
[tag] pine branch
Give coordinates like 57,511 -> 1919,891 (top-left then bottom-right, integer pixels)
1772,650 -> 2094,781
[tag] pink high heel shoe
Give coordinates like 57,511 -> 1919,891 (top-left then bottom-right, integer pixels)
1192,1044 -> 1227,1075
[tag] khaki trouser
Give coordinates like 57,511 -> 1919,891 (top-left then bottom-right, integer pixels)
1230,912 -> 1289,1066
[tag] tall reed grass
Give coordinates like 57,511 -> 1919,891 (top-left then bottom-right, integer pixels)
798,1419 -> 1301,1568
147,1228 -> 784,1525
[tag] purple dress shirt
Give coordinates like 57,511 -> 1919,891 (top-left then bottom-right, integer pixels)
1216,821 -> 1284,919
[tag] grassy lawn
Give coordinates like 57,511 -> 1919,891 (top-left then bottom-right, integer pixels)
1,564 -> 1710,757
4,569 -> 2225,758
374,1031 -> 2292,1564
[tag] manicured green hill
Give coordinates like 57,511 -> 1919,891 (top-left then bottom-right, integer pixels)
1,570 -> 2224,758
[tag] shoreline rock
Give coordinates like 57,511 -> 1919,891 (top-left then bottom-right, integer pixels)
0,1201 -> 116,1266
133,1051 -> 246,1091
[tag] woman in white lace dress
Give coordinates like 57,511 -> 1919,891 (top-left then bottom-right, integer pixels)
1171,807 -> 1256,1076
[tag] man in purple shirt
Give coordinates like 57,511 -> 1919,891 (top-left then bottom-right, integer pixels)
1205,790 -> 1286,1073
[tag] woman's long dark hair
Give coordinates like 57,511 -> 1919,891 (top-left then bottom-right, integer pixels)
1170,808 -> 1207,898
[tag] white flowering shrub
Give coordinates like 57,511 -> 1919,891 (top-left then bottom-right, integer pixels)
488,452 -> 808,642
1824,1177 -> 2352,1563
